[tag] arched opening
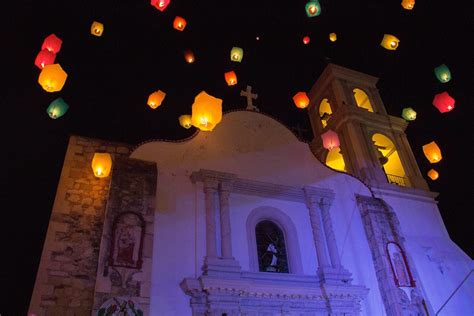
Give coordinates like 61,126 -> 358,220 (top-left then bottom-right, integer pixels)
353,88 -> 374,112
372,133 -> 408,186
255,220 -> 289,273
319,98 -> 333,128
325,148 -> 346,172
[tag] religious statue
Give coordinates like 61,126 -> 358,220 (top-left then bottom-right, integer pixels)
264,243 -> 279,272
387,241 -> 413,287
110,213 -> 145,269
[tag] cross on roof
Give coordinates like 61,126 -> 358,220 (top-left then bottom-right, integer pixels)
240,85 -> 259,111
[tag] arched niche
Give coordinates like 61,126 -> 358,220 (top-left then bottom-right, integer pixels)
319,98 -> 333,128
372,133 -> 408,186
353,88 -> 374,112
325,148 -> 346,172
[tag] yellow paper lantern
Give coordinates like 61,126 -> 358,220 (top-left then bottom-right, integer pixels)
329,33 -> 337,42
91,21 -> 104,37
427,169 -> 439,180
179,115 -> 192,129
147,90 -> 166,109
401,0 -> 415,10
91,153 -> 112,178
38,64 -> 68,92
191,91 -> 222,131
422,141 -> 442,163
381,34 -> 400,50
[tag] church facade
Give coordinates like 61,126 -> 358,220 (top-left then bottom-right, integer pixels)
29,64 -> 473,315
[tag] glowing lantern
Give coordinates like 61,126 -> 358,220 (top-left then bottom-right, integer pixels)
173,16 -> 187,31
305,0 -> 321,17
91,153 -> 112,178
434,64 -> 451,83
224,71 -> 237,86
293,92 -> 310,109
230,47 -> 243,62
329,33 -> 337,42
147,90 -> 166,109
151,0 -> 170,11
427,169 -> 439,180
401,107 -> 417,121
191,91 -> 222,131
433,92 -> 455,113
91,21 -> 104,37
401,0 -> 415,10
46,97 -> 69,119
422,141 -> 442,163
184,50 -> 195,63
41,34 -> 62,54
321,129 -> 340,150
179,115 -> 192,129
303,36 -> 310,45
34,49 -> 56,69
381,34 -> 400,50
38,64 -> 68,92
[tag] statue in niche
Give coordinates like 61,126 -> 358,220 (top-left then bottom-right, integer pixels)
256,220 -> 289,273
109,213 -> 145,269
387,241 -> 414,287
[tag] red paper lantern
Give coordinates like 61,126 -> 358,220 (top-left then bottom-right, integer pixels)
303,36 -> 310,45
41,34 -> 62,54
293,92 -> 310,109
173,16 -> 187,31
321,129 -> 340,150
224,71 -> 237,86
151,0 -> 170,11
432,92 -> 455,113
34,49 -> 56,69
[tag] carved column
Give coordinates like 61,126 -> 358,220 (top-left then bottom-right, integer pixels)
218,181 -> 233,259
319,199 -> 341,268
304,190 -> 330,268
203,178 -> 218,258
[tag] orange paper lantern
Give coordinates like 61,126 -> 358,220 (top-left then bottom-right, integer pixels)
91,153 -> 112,178
224,71 -> 237,86
184,50 -> 195,63
293,92 -> 310,109
147,90 -> 166,109
427,169 -> 439,180
34,49 -> 56,69
401,0 -> 415,10
321,129 -> 340,150
191,91 -> 222,131
422,141 -> 442,163
38,64 -> 68,92
179,115 -> 192,129
90,21 -> 104,37
41,34 -> 62,54
173,16 -> 187,31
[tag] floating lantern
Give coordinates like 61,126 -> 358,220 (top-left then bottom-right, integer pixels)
321,129 -> 340,150
90,21 -> 104,37
381,34 -> 400,50
303,36 -> 310,45
34,49 -> 56,69
38,64 -> 68,92
46,97 -> 69,119
329,33 -> 337,42
41,34 -> 62,54
434,64 -> 451,83
230,47 -> 243,62
91,153 -> 112,178
305,0 -> 321,17
402,107 -> 417,121
179,115 -> 192,129
422,141 -> 442,163
427,169 -> 439,180
401,0 -> 415,10
173,16 -> 187,31
151,0 -> 170,11
191,91 -> 222,131
224,71 -> 237,86
184,50 -> 195,63
147,90 -> 166,109
433,92 -> 455,113
293,92 -> 310,109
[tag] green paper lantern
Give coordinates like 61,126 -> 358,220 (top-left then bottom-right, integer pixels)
305,0 -> 321,17
434,64 -> 451,83
46,97 -> 69,119
401,107 -> 417,121
230,47 -> 243,62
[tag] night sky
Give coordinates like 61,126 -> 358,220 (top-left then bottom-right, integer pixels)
4,0 -> 473,314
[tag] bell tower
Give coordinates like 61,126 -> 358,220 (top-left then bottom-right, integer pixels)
308,64 -> 428,191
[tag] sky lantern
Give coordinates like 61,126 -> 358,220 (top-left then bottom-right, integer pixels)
151,0 -> 170,11
230,47 -> 243,62
91,153 -> 112,178
38,64 -> 68,92
46,97 -> 69,119
432,92 -> 455,113
305,0 -> 321,17
41,34 -> 62,54
427,169 -> 439,180
401,0 -> 415,10
224,71 -> 237,86
321,129 -> 340,150
173,16 -> 187,31
402,107 -> 417,121
329,33 -> 337,42
34,49 -> 56,69
184,50 -> 195,63
90,21 -> 104,37
422,141 -> 442,163
179,115 -> 192,129
434,64 -> 452,83
381,34 -> 400,50
191,91 -> 222,132
147,90 -> 166,109
303,36 -> 310,45
293,92 -> 310,109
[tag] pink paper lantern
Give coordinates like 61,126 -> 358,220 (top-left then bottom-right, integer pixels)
321,129 -> 340,150
41,34 -> 63,54
151,0 -> 170,11
433,92 -> 455,113
34,49 -> 56,69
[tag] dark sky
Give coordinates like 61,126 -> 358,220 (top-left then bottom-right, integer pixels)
4,0 -> 473,314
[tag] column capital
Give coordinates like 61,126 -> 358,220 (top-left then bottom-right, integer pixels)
303,186 -> 334,210
219,180 -> 234,193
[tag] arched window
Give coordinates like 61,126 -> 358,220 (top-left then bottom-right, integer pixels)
256,220 -> 289,273
353,88 -> 374,112
325,148 -> 346,172
372,133 -> 408,186
319,98 -> 333,127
